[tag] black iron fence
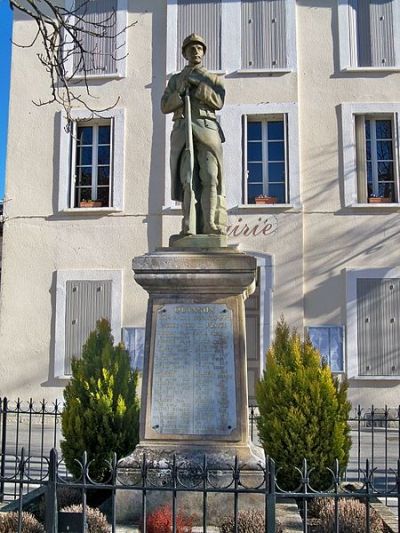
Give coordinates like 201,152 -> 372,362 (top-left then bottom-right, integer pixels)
2,399 -> 400,503
1,447 -> 399,533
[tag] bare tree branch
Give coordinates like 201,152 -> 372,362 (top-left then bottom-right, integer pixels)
9,0 -> 136,120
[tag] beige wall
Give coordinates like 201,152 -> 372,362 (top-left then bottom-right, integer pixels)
1,1 -> 399,406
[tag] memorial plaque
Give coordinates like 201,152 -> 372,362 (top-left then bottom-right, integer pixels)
151,304 -> 236,435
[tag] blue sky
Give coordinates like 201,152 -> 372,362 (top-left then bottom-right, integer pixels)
0,1 -> 13,200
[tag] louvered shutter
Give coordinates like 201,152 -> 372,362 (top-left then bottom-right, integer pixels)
245,271 -> 260,402
357,278 -> 400,376
241,0 -> 287,69
74,0 -> 118,75
354,0 -> 395,67
177,0 -> 222,71
65,280 -> 112,374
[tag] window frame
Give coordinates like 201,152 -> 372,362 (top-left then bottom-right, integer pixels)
54,269 -> 122,379
341,103 -> 400,207
346,267 -> 400,379
166,0 -> 297,75
338,0 -> 400,72
244,114 -> 289,205
58,108 -> 125,213
71,119 -> 114,208
307,325 -> 345,373
208,103 -> 299,210
64,0 -> 128,79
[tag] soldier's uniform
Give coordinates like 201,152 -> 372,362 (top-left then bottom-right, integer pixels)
161,34 -> 226,235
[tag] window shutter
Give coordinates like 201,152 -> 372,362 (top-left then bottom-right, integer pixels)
355,115 -> 367,203
245,271 -> 260,402
357,279 -> 400,376
65,280 -> 112,374
241,0 -> 287,69
177,0 -> 222,71
354,0 -> 395,67
74,0 -> 118,75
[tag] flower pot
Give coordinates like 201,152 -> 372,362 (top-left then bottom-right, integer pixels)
255,196 -> 278,205
79,201 -> 103,208
368,197 -> 391,204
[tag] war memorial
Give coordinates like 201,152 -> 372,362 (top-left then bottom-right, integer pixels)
117,34 -> 264,521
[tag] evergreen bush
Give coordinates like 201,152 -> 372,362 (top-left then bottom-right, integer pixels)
256,318 -> 351,490
61,319 -> 140,480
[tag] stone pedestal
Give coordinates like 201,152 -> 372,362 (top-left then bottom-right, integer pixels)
117,246 -> 264,524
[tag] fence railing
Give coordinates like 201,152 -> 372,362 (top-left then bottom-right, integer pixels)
1,447 -> 399,533
2,398 -> 400,502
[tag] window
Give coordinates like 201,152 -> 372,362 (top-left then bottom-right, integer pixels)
65,0 -> 127,78
346,268 -> 400,378
176,0 -> 222,71
308,326 -> 344,373
241,0 -> 287,69
54,270 -> 122,378
244,116 -> 288,204
338,0 -> 400,70
122,327 -> 145,371
166,0 -> 296,74
72,120 -> 113,208
355,116 -> 397,203
341,103 -> 400,206
58,108 -> 125,212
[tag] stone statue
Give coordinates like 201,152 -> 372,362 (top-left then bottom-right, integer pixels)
161,34 -> 227,237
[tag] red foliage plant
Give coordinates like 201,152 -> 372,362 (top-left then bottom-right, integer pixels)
146,505 -> 193,533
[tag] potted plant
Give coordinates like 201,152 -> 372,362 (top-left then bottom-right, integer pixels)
79,198 -> 103,208
255,195 -> 278,205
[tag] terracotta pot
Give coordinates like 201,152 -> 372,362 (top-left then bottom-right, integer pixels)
79,201 -> 103,208
255,196 -> 278,205
368,197 -> 391,204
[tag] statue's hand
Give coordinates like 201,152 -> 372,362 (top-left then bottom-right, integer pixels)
187,73 -> 202,87
177,77 -> 190,97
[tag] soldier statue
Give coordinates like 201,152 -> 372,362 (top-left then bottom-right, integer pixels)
161,34 -> 227,237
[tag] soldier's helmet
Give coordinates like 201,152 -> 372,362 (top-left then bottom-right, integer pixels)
182,33 -> 207,56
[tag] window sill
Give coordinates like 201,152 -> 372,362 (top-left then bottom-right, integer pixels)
70,73 -> 124,81
234,203 -> 299,210
236,68 -> 292,75
61,207 -> 122,215
167,70 -> 225,78
350,375 -> 400,381
342,67 -> 400,73
350,203 -> 400,209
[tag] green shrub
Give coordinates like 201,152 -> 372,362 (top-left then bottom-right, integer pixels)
312,498 -> 383,532
219,509 -> 283,533
60,505 -> 110,533
61,319 -> 140,480
0,511 -> 44,533
256,318 -> 351,490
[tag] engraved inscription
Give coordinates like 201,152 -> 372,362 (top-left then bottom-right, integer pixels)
151,304 -> 236,435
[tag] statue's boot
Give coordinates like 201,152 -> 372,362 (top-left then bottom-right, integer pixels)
201,186 -> 222,235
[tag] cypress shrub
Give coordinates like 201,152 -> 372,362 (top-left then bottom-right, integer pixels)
256,317 -> 351,490
61,319 -> 140,480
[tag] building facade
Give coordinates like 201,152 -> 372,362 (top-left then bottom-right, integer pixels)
1,0 -> 400,407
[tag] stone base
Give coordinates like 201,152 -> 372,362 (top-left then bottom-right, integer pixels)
121,441 -> 264,468
169,233 -> 227,248
116,443 -> 265,524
